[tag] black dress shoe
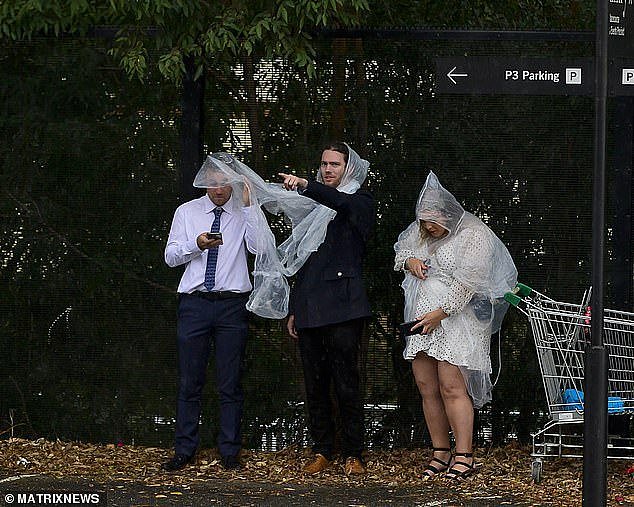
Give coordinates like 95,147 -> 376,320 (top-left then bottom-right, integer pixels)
161,453 -> 194,472
221,455 -> 241,470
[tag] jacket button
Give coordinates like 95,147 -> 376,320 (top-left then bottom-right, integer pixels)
337,271 -> 343,277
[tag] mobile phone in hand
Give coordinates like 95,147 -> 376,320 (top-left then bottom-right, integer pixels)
206,232 -> 223,241
399,320 -> 421,337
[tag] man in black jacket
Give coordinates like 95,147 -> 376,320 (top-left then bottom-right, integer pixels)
279,142 -> 374,475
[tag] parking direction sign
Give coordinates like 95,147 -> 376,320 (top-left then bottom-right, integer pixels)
435,57 -> 594,95
435,57 -> 634,96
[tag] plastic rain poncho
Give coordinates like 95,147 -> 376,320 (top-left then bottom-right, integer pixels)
215,145 -> 369,320
393,171 -> 517,408
192,154 -> 286,318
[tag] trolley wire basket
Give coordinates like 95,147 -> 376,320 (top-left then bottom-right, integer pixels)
504,283 -> 634,482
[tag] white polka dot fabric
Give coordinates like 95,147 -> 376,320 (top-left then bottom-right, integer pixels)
401,237 -> 491,373
393,173 -> 517,408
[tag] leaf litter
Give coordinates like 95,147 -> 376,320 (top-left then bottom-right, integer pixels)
1,438 -> 634,505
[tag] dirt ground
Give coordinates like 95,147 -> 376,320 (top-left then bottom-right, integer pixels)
2,438 -> 634,506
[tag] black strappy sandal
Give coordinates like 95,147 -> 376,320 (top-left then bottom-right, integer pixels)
421,447 -> 451,481
445,451 -> 479,482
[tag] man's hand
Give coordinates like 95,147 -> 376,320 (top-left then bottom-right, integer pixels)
286,314 -> 299,340
278,172 -> 308,191
411,308 -> 448,334
197,232 -> 223,250
242,176 -> 252,206
405,257 -> 431,279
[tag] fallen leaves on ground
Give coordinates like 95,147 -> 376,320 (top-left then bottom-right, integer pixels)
1,438 -> 634,506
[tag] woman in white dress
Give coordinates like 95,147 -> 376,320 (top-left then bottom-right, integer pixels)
394,172 -> 517,481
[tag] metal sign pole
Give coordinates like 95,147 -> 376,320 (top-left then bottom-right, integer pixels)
583,0 -> 609,505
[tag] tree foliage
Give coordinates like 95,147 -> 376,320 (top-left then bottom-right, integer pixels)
0,0 -> 370,82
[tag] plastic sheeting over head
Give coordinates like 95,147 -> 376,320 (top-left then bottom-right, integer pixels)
401,171 -> 517,333
192,154 -> 247,212
316,145 -> 369,190
394,171 -> 518,408
416,171 -> 465,236
194,156 -> 238,188
201,152 -> 290,319
218,144 -> 369,319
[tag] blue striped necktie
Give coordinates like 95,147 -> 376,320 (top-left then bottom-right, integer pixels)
203,207 -> 223,291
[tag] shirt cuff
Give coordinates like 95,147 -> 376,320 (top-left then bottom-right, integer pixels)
187,238 -> 202,252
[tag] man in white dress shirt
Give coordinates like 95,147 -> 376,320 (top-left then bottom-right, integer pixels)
162,155 -> 258,472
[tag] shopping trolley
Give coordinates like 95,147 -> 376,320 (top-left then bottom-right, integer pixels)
504,283 -> 634,482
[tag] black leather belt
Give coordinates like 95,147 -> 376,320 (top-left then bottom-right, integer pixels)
190,290 -> 249,301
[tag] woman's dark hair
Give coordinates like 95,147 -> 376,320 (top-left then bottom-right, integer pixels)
322,142 -> 349,165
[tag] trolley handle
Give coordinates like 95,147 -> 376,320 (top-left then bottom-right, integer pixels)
504,282 -> 533,307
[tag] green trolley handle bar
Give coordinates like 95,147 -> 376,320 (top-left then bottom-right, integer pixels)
504,282 -> 533,307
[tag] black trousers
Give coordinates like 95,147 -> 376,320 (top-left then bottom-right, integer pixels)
298,318 -> 365,459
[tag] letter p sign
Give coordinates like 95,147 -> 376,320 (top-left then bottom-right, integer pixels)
565,68 -> 582,85
623,69 -> 634,85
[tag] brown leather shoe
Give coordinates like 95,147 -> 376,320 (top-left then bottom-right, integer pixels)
303,453 -> 331,474
344,456 -> 366,475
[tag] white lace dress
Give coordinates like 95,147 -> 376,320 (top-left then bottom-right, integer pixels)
394,224 -> 493,406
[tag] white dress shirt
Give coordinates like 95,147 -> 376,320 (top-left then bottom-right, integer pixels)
165,193 -> 259,294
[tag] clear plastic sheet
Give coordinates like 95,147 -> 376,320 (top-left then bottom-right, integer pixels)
394,172 -> 517,407
212,145 -> 369,319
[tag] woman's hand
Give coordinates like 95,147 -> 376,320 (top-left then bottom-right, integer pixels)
278,172 -> 308,191
405,257 -> 431,280
411,308 -> 448,334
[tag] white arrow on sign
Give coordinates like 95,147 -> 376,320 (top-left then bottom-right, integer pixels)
447,66 -> 468,84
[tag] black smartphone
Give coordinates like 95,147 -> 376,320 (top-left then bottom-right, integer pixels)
206,232 -> 223,241
399,320 -> 421,337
